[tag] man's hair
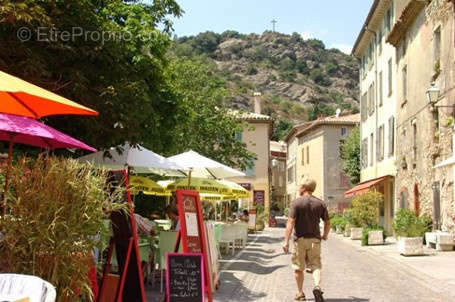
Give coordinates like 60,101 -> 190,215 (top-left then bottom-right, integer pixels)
301,178 -> 317,193
165,204 -> 179,216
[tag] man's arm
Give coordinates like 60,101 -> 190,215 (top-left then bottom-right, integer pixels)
283,217 -> 295,253
322,219 -> 330,240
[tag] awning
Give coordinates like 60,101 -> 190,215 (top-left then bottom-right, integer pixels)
344,176 -> 390,197
433,156 -> 455,169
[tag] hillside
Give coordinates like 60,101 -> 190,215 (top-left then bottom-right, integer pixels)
172,31 -> 359,138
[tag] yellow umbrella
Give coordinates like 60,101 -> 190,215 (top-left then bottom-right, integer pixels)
199,193 -> 225,201
166,177 -> 231,195
0,70 -> 98,118
129,176 -> 170,196
217,179 -> 249,198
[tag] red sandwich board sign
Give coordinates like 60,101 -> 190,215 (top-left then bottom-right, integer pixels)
175,189 -> 213,302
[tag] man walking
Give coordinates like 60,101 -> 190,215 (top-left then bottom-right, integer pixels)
283,178 -> 330,301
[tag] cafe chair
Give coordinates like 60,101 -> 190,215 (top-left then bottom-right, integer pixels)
153,231 -> 178,293
0,273 -> 56,302
219,224 -> 236,256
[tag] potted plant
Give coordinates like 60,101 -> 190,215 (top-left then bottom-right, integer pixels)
347,192 -> 384,240
393,209 -> 427,256
361,226 -> 387,246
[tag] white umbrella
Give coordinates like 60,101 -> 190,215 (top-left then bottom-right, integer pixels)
77,142 -> 185,176
167,150 -> 245,179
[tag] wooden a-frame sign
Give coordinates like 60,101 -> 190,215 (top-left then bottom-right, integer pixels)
174,189 -> 213,302
98,170 -> 146,302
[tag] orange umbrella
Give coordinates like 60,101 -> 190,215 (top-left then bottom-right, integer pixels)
0,70 -> 98,118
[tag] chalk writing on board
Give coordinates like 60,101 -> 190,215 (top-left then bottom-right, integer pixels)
167,253 -> 204,302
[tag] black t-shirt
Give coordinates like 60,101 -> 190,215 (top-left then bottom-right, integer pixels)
290,195 -> 329,240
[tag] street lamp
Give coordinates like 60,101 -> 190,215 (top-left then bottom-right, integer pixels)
426,82 -> 440,105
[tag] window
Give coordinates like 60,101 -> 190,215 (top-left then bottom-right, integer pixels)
379,71 -> 383,106
341,127 -> 347,137
245,160 -> 256,177
388,58 -> 393,96
385,6 -> 392,33
361,138 -> 368,168
368,83 -> 375,116
234,131 -> 242,141
306,146 -> 309,164
361,92 -> 368,121
301,148 -> 305,165
340,173 -> 349,187
370,133 -> 374,166
287,165 -> 295,183
388,116 -> 395,157
434,26 -> 441,65
279,176 -> 283,187
378,124 -> 384,161
378,28 -> 383,55
402,65 -> 407,101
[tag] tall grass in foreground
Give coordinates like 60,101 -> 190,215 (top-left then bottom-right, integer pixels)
0,155 -> 126,301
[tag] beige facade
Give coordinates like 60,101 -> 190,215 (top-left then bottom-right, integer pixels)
230,110 -> 272,218
285,115 -> 359,211
270,141 -> 287,212
387,0 -> 455,232
352,0 -> 398,233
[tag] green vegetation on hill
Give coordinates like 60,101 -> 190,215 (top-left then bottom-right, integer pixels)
172,30 -> 360,140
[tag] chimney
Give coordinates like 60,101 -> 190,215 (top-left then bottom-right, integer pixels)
253,92 -> 262,114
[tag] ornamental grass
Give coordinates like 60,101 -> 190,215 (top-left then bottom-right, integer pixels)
0,155 -> 127,301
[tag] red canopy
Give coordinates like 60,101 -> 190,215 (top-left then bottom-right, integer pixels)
344,176 -> 390,197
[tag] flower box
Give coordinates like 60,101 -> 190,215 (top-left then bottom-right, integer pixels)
350,227 -> 363,240
397,237 -> 424,256
367,230 -> 384,245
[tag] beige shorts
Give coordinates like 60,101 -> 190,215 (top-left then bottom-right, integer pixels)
291,237 -> 322,272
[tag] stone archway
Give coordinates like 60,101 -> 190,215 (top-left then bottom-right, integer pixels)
399,187 -> 409,210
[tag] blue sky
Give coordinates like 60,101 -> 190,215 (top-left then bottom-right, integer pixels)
171,0 -> 374,54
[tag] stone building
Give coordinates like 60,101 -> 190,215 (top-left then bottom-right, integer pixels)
351,0 -> 398,234
229,93 -> 273,218
386,0 -> 455,232
284,114 -> 359,211
270,140 -> 287,212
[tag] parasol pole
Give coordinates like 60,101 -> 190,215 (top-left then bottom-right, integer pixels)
2,139 -> 14,216
188,167 -> 193,187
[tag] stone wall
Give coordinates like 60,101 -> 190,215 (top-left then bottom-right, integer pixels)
394,3 -> 455,232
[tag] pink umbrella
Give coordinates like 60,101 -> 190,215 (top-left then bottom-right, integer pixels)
0,113 -> 96,215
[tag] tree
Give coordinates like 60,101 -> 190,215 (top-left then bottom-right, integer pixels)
0,0 -> 183,152
272,119 -> 293,141
349,191 -> 384,227
166,57 -> 256,170
307,102 -> 335,121
340,127 -> 360,184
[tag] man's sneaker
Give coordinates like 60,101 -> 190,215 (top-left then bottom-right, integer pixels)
313,286 -> 324,302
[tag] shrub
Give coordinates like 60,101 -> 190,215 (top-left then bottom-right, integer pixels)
246,64 -> 258,75
310,68 -> 331,86
349,191 -> 384,227
330,214 -> 347,231
361,226 -> 387,246
0,155 -> 126,301
392,209 -> 429,238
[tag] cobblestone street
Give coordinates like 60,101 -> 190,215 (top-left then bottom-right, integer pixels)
214,228 -> 455,302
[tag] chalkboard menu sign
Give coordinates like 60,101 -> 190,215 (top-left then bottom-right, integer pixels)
166,253 -> 205,302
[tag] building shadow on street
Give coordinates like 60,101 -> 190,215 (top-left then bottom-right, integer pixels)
324,298 -> 370,302
214,271 -> 267,301
219,261 -> 285,275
